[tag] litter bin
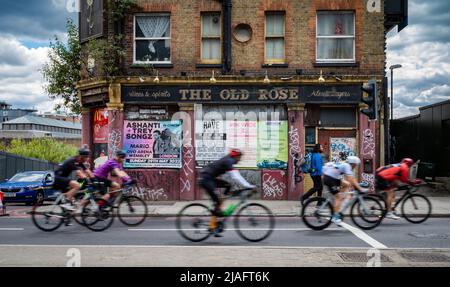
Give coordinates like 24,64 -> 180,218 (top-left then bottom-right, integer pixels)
417,162 -> 436,181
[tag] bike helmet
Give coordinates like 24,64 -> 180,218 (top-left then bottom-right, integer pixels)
347,156 -> 361,166
78,148 -> 91,156
401,158 -> 414,167
116,150 -> 127,158
229,149 -> 243,159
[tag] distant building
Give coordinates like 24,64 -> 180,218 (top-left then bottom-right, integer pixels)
392,99 -> 450,178
0,101 -> 37,128
39,112 -> 81,124
0,115 -> 82,146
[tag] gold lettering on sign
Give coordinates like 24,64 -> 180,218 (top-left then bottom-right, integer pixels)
179,90 -> 213,101
309,90 -> 351,99
259,89 -> 298,101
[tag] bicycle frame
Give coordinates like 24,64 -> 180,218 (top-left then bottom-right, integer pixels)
317,189 -> 372,216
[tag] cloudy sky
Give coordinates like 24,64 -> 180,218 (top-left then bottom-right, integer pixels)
0,0 -> 449,118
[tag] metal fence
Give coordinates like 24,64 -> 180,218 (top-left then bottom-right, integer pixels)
0,151 -> 58,181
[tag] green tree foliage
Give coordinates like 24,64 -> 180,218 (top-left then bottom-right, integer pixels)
42,19 -> 82,115
4,138 -> 78,164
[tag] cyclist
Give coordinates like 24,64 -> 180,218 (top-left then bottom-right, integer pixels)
375,158 -> 416,220
198,149 -> 256,236
54,148 -> 94,210
93,150 -> 134,203
322,156 -> 368,225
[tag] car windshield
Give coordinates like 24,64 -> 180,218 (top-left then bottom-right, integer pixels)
9,173 -> 44,182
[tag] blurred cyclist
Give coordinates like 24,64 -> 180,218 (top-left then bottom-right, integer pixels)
322,156 -> 368,225
54,148 -> 94,210
375,158 -> 417,220
94,150 -> 134,203
198,149 -> 256,236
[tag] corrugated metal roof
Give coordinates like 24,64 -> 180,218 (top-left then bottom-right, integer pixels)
3,115 -> 81,129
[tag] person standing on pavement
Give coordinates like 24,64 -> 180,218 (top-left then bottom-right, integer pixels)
300,144 -> 324,204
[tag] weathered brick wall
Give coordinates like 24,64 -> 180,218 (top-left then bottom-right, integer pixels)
117,0 -> 386,77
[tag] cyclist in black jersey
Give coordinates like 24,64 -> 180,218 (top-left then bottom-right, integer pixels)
53,148 -> 94,210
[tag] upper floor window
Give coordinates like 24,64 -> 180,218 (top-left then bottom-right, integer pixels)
134,14 -> 171,64
316,11 -> 355,63
201,13 -> 221,63
265,12 -> 285,63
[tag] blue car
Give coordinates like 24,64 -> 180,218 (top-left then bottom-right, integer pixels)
0,171 -> 58,205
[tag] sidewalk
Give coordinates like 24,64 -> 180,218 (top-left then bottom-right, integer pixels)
146,197 -> 450,217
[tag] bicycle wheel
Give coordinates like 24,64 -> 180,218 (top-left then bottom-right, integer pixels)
81,198 -> 115,232
350,196 -> 384,230
301,197 -> 333,231
31,204 -> 64,232
401,194 -> 432,224
234,203 -> 275,242
117,196 -> 148,226
176,203 -> 213,242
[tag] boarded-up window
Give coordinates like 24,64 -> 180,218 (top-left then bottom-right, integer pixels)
320,108 -> 356,128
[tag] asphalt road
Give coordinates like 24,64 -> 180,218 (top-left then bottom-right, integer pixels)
1,216 -> 450,248
1,216 -> 450,266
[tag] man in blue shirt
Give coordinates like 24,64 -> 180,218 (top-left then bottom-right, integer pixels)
300,144 -> 324,205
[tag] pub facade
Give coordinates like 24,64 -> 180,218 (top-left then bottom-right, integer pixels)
77,0 -> 408,201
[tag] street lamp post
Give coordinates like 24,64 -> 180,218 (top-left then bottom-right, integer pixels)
388,64 -> 402,164
390,64 -> 402,120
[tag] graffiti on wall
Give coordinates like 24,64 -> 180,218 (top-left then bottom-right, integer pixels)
330,138 -> 357,163
128,170 -> 178,201
289,126 -> 302,189
108,129 -> 121,158
362,173 -> 375,193
362,129 -> 375,158
181,144 -> 195,194
262,172 -> 287,199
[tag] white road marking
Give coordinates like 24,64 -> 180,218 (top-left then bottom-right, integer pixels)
0,228 -> 24,231
339,222 -> 387,249
128,228 -> 343,232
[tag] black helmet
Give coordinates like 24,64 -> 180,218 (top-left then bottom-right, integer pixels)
78,148 -> 91,156
116,150 -> 127,158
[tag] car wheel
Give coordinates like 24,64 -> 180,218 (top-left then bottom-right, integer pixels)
35,191 -> 45,206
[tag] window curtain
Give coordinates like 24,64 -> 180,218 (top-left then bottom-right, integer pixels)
317,13 -> 354,60
136,16 -> 170,54
265,14 -> 285,60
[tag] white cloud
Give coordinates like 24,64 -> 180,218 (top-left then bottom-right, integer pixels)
387,33 -> 450,118
0,37 -> 58,113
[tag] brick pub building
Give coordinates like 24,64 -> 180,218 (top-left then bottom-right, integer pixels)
77,0 -> 408,201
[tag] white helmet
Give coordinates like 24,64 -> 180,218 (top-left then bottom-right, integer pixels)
347,156 -> 361,165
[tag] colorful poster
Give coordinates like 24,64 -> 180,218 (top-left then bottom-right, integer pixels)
93,108 -> 109,143
123,121 -> 182,168
195,119 -> 227,166
225,121 -> 258,168
257,121 -> 288,169
330,138 -> 357,163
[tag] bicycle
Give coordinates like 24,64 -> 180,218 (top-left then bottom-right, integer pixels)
369,181 -> 432,224
176,188 -> 275,242
81,182 -> 148,232
301,183 -> 384,230
31,186 -> 98,232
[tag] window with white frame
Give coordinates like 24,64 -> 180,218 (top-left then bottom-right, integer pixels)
265,12 -> 285,63
316,11 -> 355,62
134,14 -> 171,63
201,13 -> 221,63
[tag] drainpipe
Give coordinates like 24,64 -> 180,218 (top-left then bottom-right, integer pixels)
221,0 -> 232,74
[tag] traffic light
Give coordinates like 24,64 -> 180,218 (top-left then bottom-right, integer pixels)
361,79 -> 378,120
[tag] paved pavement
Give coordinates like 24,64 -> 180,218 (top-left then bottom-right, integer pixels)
1,217 -> 450,266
